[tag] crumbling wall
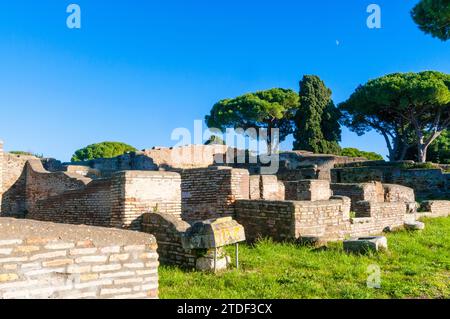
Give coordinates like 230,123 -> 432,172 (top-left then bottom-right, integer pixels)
285,180 -> 332,201
28,179 -> 112,227
235,200 -> 296,242
249,175 -> 285,200
142,213 -> 196,268
0,218 -> 158,299
293,197 -> 352,241
383,184 -> 415,203
331,165 -> 449,199
0,141 -> 3,211
70,152 -> 158,178
236,197 -> 351,242
351,201 -> 407,236
0,151 -> 33,216
420,200 -> 450,217
180,167 -> 249,223
110,171 -> 182,231
330,182 -> 385,211
25,159 -> 91,213
145,145 -> 230,169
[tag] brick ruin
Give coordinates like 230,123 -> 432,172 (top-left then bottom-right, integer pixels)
331,161 -> 450,199
1,140 -> 450,298
0,218 -> 158,299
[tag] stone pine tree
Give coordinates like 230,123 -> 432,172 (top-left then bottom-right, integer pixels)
205,88 -> 300,153
293,75 -> 342,154
411,0 -> 450,41
339,71 -> 450,163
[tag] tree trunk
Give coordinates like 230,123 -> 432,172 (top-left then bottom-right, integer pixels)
418,145 -> 427,163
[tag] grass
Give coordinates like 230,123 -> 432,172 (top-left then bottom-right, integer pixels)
159,217 -> 450,299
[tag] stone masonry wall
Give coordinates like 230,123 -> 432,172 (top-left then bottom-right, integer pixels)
235,200 -> 296,242
142,213 -> 196,268
330,182 -> 385,212
249,175 -> 285,200
0,141 -> 3,210
0,218 -> 158,299
25,160 -> 91,213
236,195 -> 410,243
420,200 -> 450,216
236,197 -> 351,242
331,166 -> 449,199
351,201 -> 407,237
285,180 -> 332,201
0,152 -> 34,216
180,167 -> 249,223
293,197 -> 352,241
28,179 -> 112,227
110,171 -> 182,231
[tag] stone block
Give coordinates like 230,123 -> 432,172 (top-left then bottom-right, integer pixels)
404,221 -> 425,231
295,180 -> 331,201
344,236 -> 388,253
195,255 -> 231,272
297,236 -> 326,247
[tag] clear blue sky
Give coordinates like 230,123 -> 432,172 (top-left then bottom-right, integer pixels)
0,1 -> 449,161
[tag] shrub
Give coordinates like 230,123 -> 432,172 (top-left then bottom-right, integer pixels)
71,142 -> 137,162
340,148 -> 384,161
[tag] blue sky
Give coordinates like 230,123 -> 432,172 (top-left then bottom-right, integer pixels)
0,1 -> 449,161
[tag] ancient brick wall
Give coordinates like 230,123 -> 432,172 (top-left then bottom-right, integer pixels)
0,151 -> 32,216
25,160 -> 91,213
145,145 -> 230,169
276,167 -> 319,182
383,184 -> 415,203
142,213 -> 196,268
249,175 -> 285,200
0,141 -> 3,211
236,197 -> 351,242
293,197 -> 351,241
351,201 -> 407,237
331,166 -> 449,199
420,200 -> 450,216
28,179 -> 112,227
0,218 -> 158,299
110,171 -> 182,231
330,182 -> 385,211
235,200 -> 296,242
180,167 -> 249,223
285,180 -> 332,201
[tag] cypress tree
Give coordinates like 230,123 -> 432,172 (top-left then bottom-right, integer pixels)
293,75 -> 341,154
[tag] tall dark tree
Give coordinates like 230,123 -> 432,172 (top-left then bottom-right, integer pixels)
411,0 -> 450,41
340,71 -> 450,163
293,75 -> 341,154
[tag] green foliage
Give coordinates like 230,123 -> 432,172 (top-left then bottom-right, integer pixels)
159,217 -> 450,299
339,71 -> 450,162
411,0 -> 450,41
428,130 -> 450,163
204,135 -> 225,145
71,142 -> 137,162
205,88 -> 300,150
405,130 -> 450,163
9,151 -> 43,158
9,151 -> 33,156
340,148 -> 384,161
293,75 -> 341,154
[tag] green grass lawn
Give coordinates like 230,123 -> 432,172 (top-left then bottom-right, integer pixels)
159,217 -> 450,299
